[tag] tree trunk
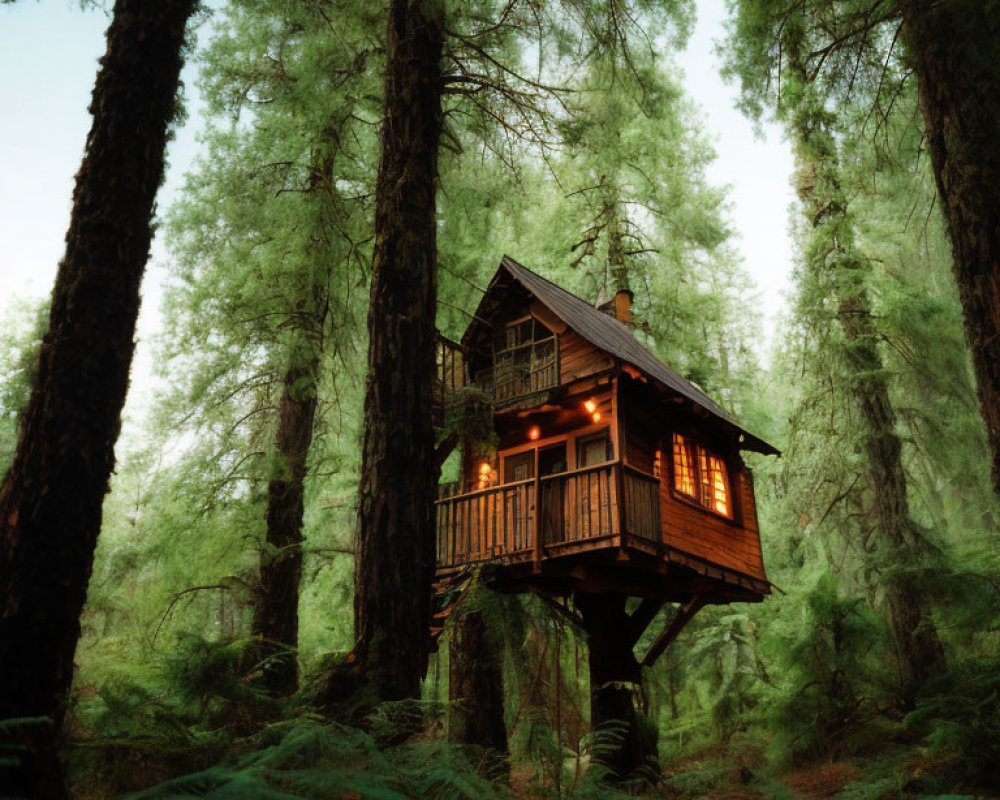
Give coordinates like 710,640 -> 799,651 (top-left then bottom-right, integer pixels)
903,4 -> 1000,497
837,292 -> 948,691
0,1 -> 195,795
575,592 -> 657,780
788,53 -> 948,693
352,0 -> 444,704
448,609 -> 508,756
251,344 -> 320,696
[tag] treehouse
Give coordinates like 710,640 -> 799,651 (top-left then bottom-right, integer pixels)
434,256 -> 778,628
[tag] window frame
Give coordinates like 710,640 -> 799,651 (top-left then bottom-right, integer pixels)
668,432 -> 738,522
577,429 -> 613,468
490,317 -> 560,403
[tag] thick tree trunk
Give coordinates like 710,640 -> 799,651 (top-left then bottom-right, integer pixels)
575,592 -> 657,780
837,293 -> 948,690
251,346 -> 320,696
788,54 -> 948,693
352,0 -> 443,704
903,4 -> 1000,497
448,610 -> 508,755
0,1 -> 195,795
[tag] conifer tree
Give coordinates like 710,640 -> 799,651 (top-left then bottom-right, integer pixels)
0,1 -> 196,794
726,0 -> 1000,497
768,19 -> 947,694
164,0 -> 377,696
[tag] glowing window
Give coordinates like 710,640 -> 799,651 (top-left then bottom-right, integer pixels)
671,433 -> 732,519
672,433 -> 696,497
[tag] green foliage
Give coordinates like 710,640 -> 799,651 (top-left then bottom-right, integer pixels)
128,717 -> 507,799
904,659 -> 1000,788
0,298 -> 46,472
762,570 -> 892,763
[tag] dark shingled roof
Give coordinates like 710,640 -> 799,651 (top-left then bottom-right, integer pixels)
466,256 -> 778,456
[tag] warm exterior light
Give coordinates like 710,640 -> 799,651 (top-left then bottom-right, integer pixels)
528,426 -> 540,440
584,399 -> 597,414
477,462 -> 493,490
592,411 -> 602,423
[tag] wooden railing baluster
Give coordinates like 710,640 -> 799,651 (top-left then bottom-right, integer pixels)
434,462 -> 660,569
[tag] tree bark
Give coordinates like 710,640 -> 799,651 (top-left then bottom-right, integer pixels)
837,292 -> 948,691
575,592 -> 657,780
787,51 -> 948,693
251,344 -> 320,696
352,0 -> 444,704
0,0 -> 196,795
903,4 -> 1000,497
448,609 -> 508,755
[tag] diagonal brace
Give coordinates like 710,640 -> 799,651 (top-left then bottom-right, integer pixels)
641,596 -> 705,667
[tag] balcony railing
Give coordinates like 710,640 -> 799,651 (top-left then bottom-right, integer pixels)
475,334 -> 560,405
435,461 -> 659,569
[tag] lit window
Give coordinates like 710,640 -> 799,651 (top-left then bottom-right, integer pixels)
671,433 -> 732,518
672,433 -> 696,497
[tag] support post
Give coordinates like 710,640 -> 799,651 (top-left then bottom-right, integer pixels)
575,591 -> 658,780
448,601 -> 508,767
532,445 -> 542,570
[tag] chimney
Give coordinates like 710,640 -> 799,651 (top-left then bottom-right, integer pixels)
614,289 -> 633,324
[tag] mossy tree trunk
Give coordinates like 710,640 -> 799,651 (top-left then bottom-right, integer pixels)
448,609 -> 508,756
787,49 -> 947,695
902,4 -> 1000,498
0,1 -> 196,795
352,0 -> 444,703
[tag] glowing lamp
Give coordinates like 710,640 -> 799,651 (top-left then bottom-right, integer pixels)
592,411 -> 602,423
528,426 -> 541,441
479,462 -> 491,474
584,399 -> 597,414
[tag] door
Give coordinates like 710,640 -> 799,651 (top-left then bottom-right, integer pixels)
576,431 -> 612,537
539,443 -> 567,544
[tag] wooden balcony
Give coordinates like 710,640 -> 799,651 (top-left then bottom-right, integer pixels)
435,461 -> 661,571
475,333 -> 560,406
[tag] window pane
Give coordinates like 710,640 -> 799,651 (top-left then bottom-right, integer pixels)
672,433 -> 696,497
706,454 -> 731,518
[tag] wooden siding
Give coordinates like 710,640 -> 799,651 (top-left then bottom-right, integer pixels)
559,330 -> 613,384
658,461 -> 766,581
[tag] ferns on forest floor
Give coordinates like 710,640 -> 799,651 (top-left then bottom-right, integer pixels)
123,716 -> 506,800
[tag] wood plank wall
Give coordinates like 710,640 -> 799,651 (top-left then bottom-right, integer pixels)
619,374 -> 766,582
559,330 -> 614,384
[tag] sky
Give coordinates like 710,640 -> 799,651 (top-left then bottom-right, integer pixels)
0,0 -> 796,413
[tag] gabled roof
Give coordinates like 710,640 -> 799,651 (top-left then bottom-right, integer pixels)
464,256 -> 778,456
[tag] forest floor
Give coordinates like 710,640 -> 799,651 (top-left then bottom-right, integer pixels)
655,740 -> 989,800
62,727 -> 994,799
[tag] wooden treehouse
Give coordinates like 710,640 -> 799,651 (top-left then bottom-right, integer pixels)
433,257 -> 778,769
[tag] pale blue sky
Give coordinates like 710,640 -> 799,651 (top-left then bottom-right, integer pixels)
0,0 -> 795,408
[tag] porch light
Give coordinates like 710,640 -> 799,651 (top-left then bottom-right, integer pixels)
592,411 -> 602,423
528,426 -> 540,440
477,461 -> 492,489
584,399 -> 597,414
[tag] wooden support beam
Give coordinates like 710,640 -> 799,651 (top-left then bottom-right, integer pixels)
627,596 -> 665,647
530,587 -> 585,630
641,596 -> 705,667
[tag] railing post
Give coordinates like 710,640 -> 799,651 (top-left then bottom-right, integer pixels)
615,461 -> 627,545
532,448 -> 542,571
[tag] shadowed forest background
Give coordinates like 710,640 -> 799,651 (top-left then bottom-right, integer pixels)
1,0 -> 999,798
